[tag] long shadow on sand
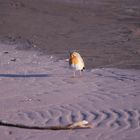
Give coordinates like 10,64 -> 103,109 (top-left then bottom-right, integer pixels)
0,74 -> 50,78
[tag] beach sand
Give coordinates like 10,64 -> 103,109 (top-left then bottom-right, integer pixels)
0,0 -> 140,140
0,0 -> 140,69
0,42 -> 140,140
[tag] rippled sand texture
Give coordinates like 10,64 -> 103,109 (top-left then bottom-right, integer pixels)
0,43 -> 140,140
0,0 -> 140,69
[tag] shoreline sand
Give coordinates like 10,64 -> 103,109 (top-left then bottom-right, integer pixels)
0,0 -> 140,139
0,0 -> 140,69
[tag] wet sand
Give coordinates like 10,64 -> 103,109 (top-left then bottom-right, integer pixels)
0,0 -> 140,69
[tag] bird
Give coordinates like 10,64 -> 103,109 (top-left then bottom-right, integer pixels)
69,51 -> 85,77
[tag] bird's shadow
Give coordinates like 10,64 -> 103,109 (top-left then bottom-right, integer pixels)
0,73 -> 51,78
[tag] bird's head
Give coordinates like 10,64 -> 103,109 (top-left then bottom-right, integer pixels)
69,51 -> 79,59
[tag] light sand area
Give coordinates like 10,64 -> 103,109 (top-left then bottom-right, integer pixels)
0,42 -> 140,140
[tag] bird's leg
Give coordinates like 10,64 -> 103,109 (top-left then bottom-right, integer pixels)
79,70 -> 82,76
73,71 -> 76,77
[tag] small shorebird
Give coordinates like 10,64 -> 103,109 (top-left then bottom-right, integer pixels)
69,51 -> 85,77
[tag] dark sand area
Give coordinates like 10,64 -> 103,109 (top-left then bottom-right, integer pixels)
0,0 -> 140,69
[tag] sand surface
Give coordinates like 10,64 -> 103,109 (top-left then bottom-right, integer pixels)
0,0 -> 140,139
0,42 -> 140,140
0,0 -> 140,69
